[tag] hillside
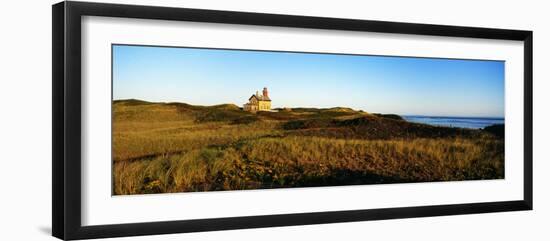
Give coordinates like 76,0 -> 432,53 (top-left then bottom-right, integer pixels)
112,99 -> 505,195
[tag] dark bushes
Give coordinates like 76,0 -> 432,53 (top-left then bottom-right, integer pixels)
483,124 -> 505,138
373,113 -> 405,120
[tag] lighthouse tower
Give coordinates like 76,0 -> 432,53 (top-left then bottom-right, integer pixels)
262,87 -> 269,98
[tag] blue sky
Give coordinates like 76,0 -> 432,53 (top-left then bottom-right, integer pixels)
113,45 -> 504,118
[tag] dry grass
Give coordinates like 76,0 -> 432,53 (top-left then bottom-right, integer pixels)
112,100 -> 504,195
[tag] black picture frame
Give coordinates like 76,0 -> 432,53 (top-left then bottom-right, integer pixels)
52,1 -> 533,240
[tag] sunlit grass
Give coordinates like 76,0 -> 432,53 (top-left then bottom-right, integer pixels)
112,100 -> 504,195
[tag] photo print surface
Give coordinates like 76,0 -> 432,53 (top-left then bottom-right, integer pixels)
112,44 -> 505,195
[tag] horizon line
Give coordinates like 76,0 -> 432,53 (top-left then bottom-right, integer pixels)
113,98 -> 505,119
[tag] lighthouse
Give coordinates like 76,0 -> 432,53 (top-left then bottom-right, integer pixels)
262,87 -> 269,98
243,87 -> 272,112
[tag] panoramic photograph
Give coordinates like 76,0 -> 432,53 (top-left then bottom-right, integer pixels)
112,44 -> 505,195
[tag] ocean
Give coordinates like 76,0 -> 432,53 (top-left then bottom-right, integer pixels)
402,116 -> 504,129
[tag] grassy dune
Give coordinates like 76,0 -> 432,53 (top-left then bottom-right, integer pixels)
112,99 -> 504,195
